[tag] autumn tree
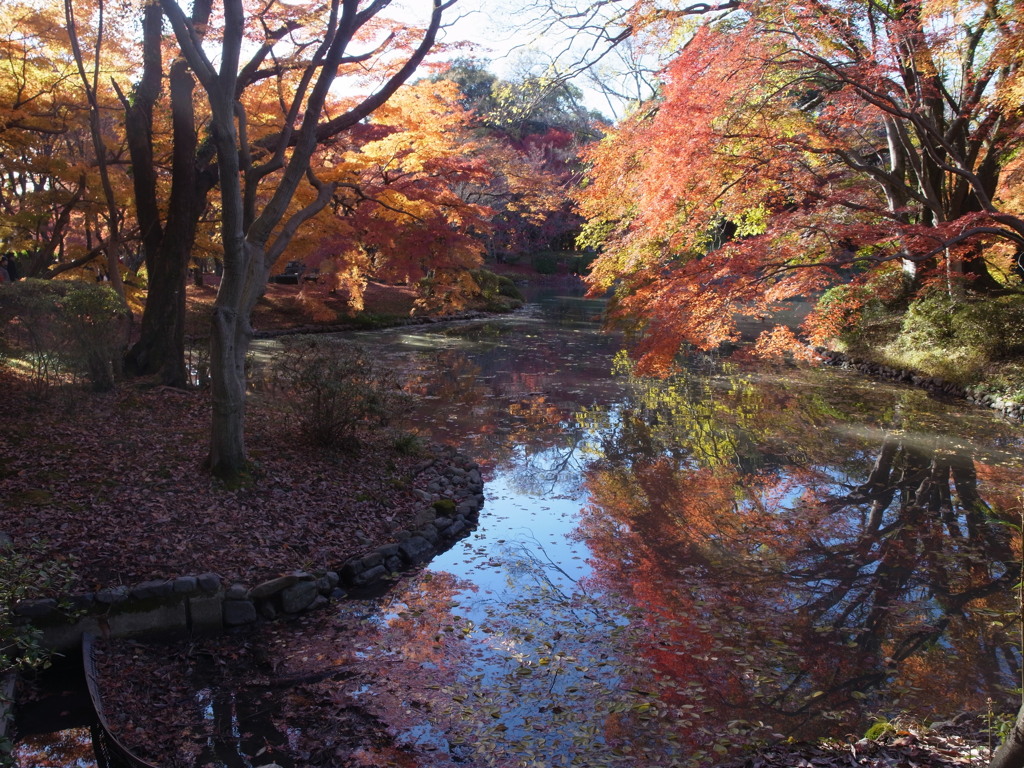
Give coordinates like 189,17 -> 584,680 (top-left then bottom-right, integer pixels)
285,79 -> 497,311
436,58 -> 602,262
0,0 -> 135,283
575,0 -> 1024,373
149,0 -> 455,477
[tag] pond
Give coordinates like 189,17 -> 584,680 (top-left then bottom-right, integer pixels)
15,284 -> 1024,767
329,288 -> 1024,766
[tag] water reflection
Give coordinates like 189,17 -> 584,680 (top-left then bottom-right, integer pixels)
76,290 -> 1024,767
353,307 -> 1024,766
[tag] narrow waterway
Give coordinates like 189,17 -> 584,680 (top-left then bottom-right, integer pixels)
15,285 -> 1024,767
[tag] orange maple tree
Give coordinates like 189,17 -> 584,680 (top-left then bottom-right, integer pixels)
577,0 -> 1024,373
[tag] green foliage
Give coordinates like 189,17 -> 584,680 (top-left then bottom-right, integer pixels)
880,291 -> 1024,384
0,537 -> 69,766
812,270 -> 908,356
567,251 -> 598,276
432,498 -> 457,515
0,279 -> 128,394
864,718 -> 898,741
267,337 -> 411,449
0,536 -> 77,677
469,269 -> 524,311
392,432 -> 427,456
532,251 -> 560,274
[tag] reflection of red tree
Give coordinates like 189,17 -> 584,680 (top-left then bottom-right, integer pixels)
578,438 -> 1023,749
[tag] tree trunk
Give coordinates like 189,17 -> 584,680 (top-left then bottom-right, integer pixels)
207,304 -> 250,478
207,241 -> 265,479
990,703 -> 1024,768
122,4 -> 211,387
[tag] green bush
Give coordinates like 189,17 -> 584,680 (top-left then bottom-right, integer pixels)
469,269 -> 524,311
0,279 -> 128,394
882,291 -> 1024,383
267,336 -> 411,449
531,251 -> 560,275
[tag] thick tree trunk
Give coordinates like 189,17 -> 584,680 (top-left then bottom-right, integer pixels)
125,230 -> 191,386
990,703 -> 1024,768
122,5 -> 211,387
207,305 -> 250,478
207,242 -> 266,479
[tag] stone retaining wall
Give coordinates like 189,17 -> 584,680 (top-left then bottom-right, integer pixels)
815,347 -> 1024,420
11,446 -> 485,653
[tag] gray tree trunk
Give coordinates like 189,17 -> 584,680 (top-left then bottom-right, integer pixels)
990,703 -> 1024,768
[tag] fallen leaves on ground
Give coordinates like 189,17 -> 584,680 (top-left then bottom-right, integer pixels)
0,367 -> 437,591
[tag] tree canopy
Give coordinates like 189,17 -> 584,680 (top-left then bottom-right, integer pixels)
576,0 -> 1024,373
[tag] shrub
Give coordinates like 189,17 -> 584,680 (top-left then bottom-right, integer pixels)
0,537 -> 77,762
531,251 -> 560,274
0,279 -> 128,394
469,269 -> 524,311
267,337 -> 411,449
880,291 -> 1024,384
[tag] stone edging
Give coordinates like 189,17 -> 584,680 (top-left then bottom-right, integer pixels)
10,446 -> 485,653
815,347 -> 1024,420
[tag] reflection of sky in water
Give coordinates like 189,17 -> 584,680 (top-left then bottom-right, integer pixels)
430,470 -> 592,595
352,290 -> 1024,765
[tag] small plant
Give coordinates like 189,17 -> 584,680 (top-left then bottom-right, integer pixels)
863,718 -> 898,741
0,536 -> 78,757
0,279 -> 129,394
393,432 -> 426,456
268,337 -> 411,449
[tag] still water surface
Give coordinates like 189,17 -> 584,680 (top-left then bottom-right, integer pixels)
17,287 -> 1024,767
338,289 -> 1024,766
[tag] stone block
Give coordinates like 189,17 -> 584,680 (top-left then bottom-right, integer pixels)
224,599 -> 257,627
226,583 -> 248,600
309,595 -> 328,612
375,543 -> 401,558
188,595 -> 224,634
399,536 -> 433,565
419,525 -> 439,545
14,598 -> 59,620
173,576 -> 199,594
108,601 -> 187,639
361,552 -> 384,569
96,586 -> 129,605
249,575 -> 299,600
130,579 -> 174,600
339,558 -> 362,582
281,581 -> 318,614
414,508 -> 437,527
355,564 -> 387,586
197,573 -> 222,594
41,616 -> 103,653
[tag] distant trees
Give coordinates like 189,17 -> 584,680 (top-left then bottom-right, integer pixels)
437,58 -> 604,262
